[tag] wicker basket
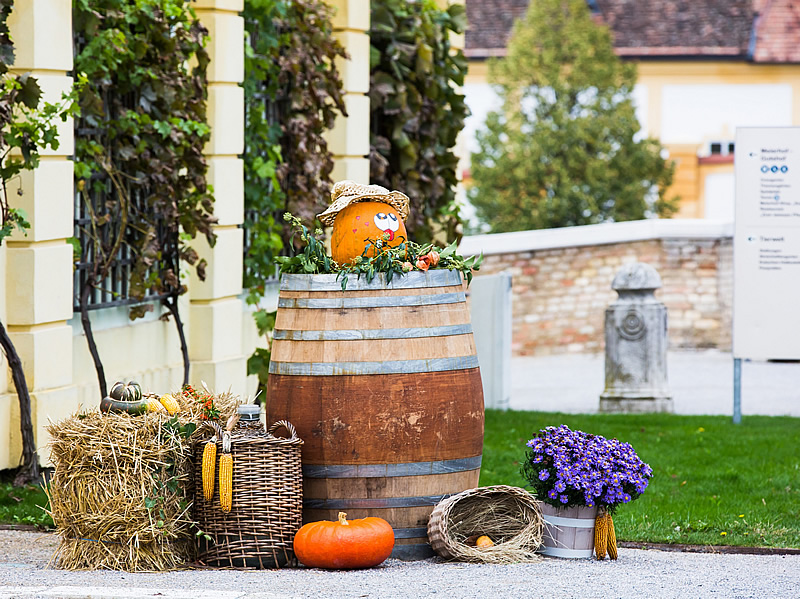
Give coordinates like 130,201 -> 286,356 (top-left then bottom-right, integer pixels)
427,485 -> 544,563
193,419 -> 303,568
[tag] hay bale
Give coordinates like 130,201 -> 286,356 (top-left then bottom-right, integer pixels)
427,485 -> 544,564
45,389 -> 239,571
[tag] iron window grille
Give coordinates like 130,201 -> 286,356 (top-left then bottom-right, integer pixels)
241,76 -> 289,284
72,34 -> 179,312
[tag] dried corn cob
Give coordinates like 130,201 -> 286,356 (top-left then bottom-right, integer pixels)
594,512 -> 608,560
201,434 -> 218,501
607,513 -> 618,560
219,431 -> 233,512
159,393 -> 181,415
146,397 -> 167,413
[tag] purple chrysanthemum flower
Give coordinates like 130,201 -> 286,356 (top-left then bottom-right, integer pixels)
523,424 -> 651,510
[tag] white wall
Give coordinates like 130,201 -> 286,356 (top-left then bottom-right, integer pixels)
660,84 -> 793,144
704,172 -> 736,221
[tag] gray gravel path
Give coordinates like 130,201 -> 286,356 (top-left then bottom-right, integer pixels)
2,531 -> 799,599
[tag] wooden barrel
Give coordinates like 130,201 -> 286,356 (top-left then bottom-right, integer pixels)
266,270 -> 484,560
539,503 -> 598,558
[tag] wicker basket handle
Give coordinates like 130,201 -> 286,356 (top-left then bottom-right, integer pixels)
267,420 -> 299,440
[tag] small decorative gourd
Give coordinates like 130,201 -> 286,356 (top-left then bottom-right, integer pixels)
293,512 -> 395,569
100,381 -> 149,414
158,393 -> 181,415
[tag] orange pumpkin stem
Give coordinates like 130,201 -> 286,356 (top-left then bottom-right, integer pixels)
338,512 -> 349,525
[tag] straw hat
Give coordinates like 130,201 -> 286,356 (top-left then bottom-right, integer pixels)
317,180 -> 410,227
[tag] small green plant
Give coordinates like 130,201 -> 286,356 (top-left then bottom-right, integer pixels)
274,213 -> 336,275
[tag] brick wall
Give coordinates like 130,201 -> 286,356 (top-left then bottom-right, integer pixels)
460,220 -> 733,356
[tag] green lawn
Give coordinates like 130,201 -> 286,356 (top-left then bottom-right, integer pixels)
481,410 -> 800,548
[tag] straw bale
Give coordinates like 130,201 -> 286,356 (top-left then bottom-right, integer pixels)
45,389 -> 240,571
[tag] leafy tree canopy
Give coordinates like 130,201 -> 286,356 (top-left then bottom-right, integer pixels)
468,0 -> 676,232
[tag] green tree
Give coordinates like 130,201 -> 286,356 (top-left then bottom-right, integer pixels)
468,0 -> 676,232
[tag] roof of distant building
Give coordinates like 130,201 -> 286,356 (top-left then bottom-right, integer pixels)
464,0 -> 800,63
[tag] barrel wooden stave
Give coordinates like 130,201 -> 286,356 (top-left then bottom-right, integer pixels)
274,302 -> 471,331
266,370 -> 483,464
271,334 -> 477,363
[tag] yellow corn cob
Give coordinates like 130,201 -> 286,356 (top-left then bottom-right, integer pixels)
607,514 -> 618,560
594,512 -> 608,560
201,437 -> 217,501
146,398 -> 167,413
219,432 -> 233,512
159,393 -> 181,415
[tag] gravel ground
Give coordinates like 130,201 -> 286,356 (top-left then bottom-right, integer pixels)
2,531 -> 799,599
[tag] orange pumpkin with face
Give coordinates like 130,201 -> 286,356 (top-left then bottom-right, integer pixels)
331,201 -> 407,265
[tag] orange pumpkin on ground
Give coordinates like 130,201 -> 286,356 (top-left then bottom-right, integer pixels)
331,201 -> 407,265
475,535 -> 494,548
293,512 -> 395,569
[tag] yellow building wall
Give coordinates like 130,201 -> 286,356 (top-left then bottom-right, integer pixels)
664,144 -> 702,218
4,0 -> 76,468
637,61 -> 800,219
1,0 -> 375,470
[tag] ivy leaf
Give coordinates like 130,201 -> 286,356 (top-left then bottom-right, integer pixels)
439,241 -> 457,259
253,309 -> 276,336
16,74 -> 42,109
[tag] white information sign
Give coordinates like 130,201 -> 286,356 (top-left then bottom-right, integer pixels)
734,127 -> 800,360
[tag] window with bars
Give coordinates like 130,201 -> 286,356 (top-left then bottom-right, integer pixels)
241,80 -> 288,286
72,51 -> 179,312
72,168 -> 179,311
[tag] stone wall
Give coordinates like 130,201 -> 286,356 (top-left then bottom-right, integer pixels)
459,220 -> 733,356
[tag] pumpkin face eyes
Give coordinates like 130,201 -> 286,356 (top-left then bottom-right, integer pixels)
374,212 -> 400,233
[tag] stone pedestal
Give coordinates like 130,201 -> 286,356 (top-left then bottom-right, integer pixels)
599,263 -> 672,413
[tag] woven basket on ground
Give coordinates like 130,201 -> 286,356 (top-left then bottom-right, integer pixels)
427,485 -> 544,564
193,420 -> 303,569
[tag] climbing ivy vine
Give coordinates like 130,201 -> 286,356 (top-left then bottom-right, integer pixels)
369,0 -> 469,244
243,0 -> 347,393
72,0 -> 214,396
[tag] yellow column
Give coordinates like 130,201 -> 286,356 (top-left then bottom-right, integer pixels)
328,0 -> 371,183
4,0 -> 77,468
190,0 -> 248,396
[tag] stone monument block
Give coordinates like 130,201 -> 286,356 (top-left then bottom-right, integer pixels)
599,262 -> 673,413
